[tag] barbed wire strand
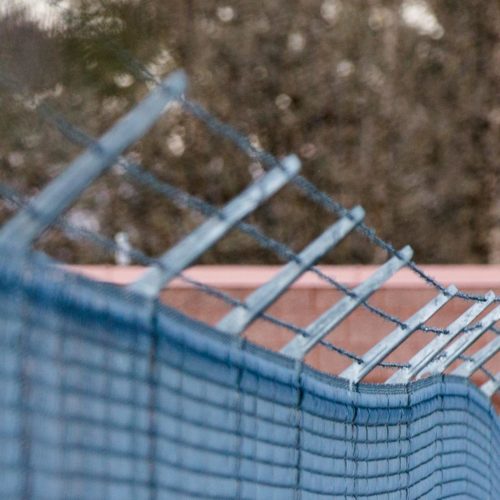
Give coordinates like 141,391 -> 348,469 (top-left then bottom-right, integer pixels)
34,92 -> 500,337
22,2 -> 496,308
1,5 -> 495,313
1,68 -> 498,343
107,45 -> 482,301
0,69 -> 415,335
5,180 -> 499,381
1,181 -> 417,370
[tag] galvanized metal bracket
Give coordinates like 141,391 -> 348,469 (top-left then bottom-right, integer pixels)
128,155 -> 301,298
480,373 -> 500,397
280,245 -> 414,360
386,292 -> 495,384
217,206 -> 365,336
451,336 -> 500,378
0,70 -> 187,250
418,305 -> 500,377
340,286 -> 457,385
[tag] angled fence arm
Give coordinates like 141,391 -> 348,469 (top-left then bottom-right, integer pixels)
451,336 -> 500,378
0,70 -> 187,250
386,292 -> 495,384
480,373 -> 500,398
280,245 -> 413,360
341,286 -> 457,385
128,155 -> 301,298
418,305 -> 500,377
216,206 -> 365,336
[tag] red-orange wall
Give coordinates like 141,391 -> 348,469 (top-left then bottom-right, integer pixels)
72,265 -> 500,410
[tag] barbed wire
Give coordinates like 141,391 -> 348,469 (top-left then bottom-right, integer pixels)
21,0 -> 500,310
109,43 -> 487,301
5,180 -> 499,382
3,116 -> 499,379
16,0 -> 483,305
102,46 -> 500,319
0,181 -> 416,370
0,67 -> 415,335
40,98 -> 487,337
37,106 -> 410,330
1,65 -> 498,346
27,80 -> 500,336
456,354 -> 497,382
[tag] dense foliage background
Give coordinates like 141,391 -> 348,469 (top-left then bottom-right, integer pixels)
1,0 -> 499,265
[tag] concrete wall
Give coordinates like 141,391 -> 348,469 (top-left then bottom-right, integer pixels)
73,265 -> 500,409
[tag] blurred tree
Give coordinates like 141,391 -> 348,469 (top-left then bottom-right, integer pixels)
0,0 -> 499,265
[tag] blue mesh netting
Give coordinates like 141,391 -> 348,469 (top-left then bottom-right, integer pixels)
1,251 -> 499,499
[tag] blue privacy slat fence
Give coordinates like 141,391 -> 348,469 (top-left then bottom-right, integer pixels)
1,252 -> 499,499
